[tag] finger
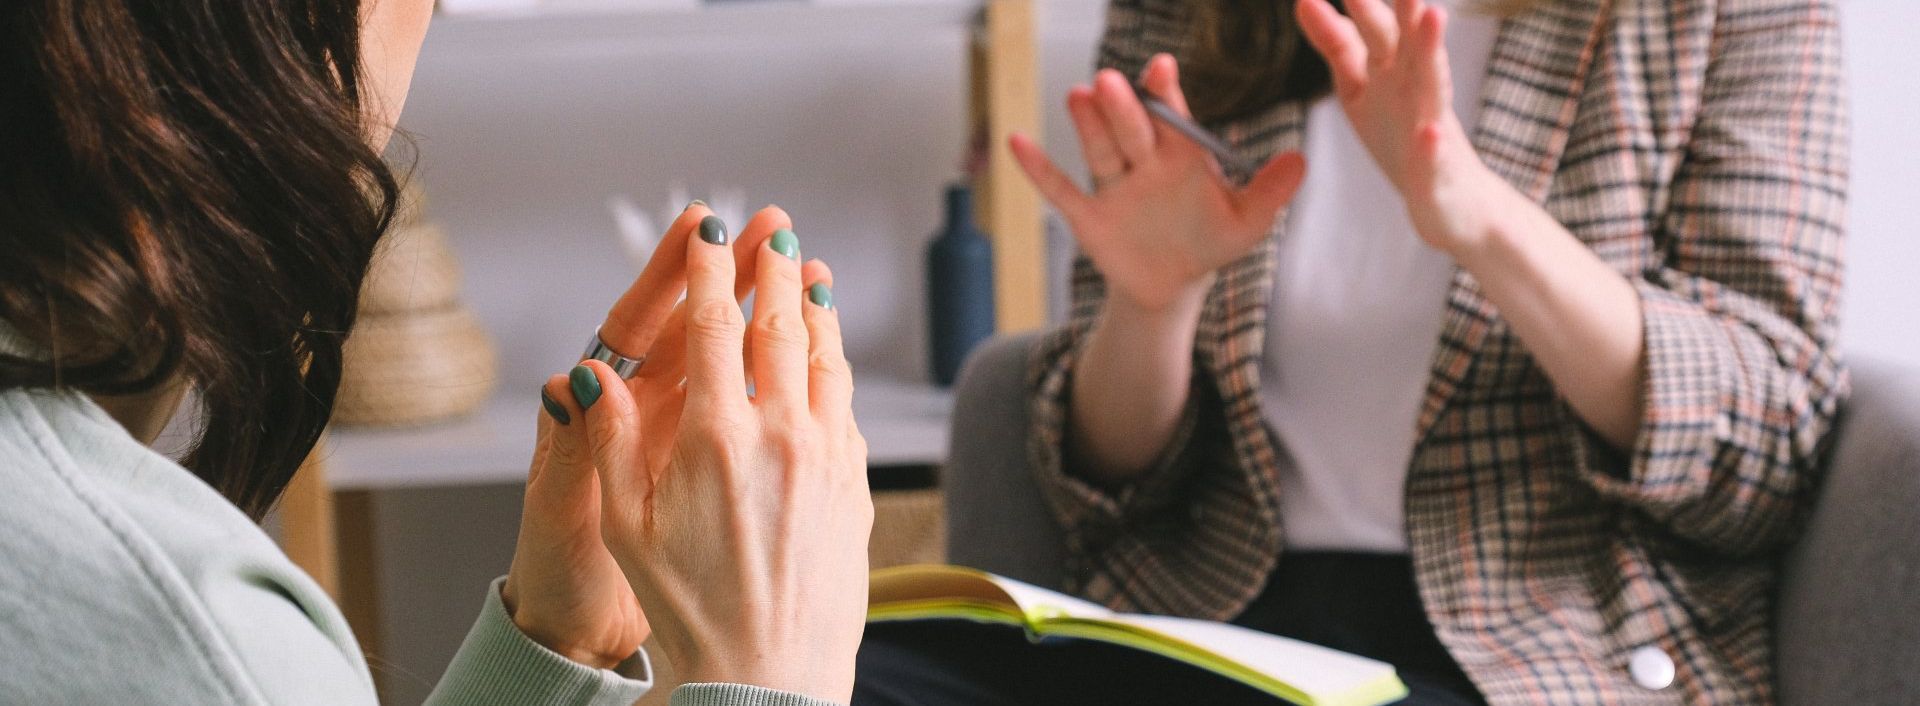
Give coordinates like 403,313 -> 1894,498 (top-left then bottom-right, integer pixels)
1092,69 -> 1156,165
800,262 -> 854,424
749,227 -> 809,412
1067,86 -> 1128,182
637,304 -> 688,386
683,212 -> 751,411
801,258 -> 835,289
1009,133 -> 1092,223
1346,0 -> 1400,64
730,206 -> 795,302
536,373 -> 598,497
1233,152 -> 1309,228
528,382 -> 559,485
1296,0 -> 1370,93
575,361 -> 649,507
1139,54 -> 1204,155
598,202 -> 707,359
1139,53 -> 1192,118
1396,0 -> 1425,35
1411,5 -> 1453,113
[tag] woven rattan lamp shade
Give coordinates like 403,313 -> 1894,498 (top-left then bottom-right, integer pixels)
332,190 -> 497,427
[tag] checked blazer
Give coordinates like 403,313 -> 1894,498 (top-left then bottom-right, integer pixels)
1025,0 -> 1850,703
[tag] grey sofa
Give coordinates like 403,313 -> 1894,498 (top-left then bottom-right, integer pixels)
944,333 -> 1920,704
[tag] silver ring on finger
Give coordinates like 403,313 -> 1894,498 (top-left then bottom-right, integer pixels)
581,327 -> 645,379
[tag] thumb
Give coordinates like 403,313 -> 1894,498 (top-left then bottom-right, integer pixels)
571,361 -> 650,521
1234,151 -> 1308,227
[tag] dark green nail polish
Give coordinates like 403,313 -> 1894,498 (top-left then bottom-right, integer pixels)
698,216 -> 729,245
540,388 -> 571,425
570,365 -> 602,410
770,228 -> 799,260
809,282 -> 834,310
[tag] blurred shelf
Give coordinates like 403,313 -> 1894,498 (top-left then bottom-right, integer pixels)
441,0 -> 974,19
323,375 -> 952,490
421,0 -> 980,59
419,0 -> 1103,59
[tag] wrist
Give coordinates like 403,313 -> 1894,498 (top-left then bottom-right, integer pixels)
1107,275 -> 1211,330
499,579 -> 627,670
1408,160 -> 1517,263
1437,178 -> 1529,275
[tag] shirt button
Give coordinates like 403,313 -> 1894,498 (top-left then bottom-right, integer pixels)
1629,645 -> 1675,691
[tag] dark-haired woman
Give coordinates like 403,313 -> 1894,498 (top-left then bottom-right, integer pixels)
0,1 -> 871,704
855,0 -> 1847,704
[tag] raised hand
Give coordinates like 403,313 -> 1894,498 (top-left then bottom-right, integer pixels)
1295,0 -> 1504,252
1009,53 -> 1306,314
503,202 -> 809,671
499,203 -> 739,671
577,215 -> 871,704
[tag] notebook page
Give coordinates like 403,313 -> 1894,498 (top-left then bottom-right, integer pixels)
1111,614 -> 1396,698
985,575 -> 1114,621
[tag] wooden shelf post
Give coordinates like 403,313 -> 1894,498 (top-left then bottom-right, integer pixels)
280,437 -> 341,598
973,0 -> 1047,333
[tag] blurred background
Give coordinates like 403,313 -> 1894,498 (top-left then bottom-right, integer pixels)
280,0 -> 1919,702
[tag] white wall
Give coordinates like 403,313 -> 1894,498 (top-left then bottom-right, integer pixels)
1839,0 -> 1920,368
395,1 -> 1109,389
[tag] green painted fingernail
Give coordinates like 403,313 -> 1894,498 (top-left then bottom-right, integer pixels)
698,216 -> 728,245
540,387 -> 571,425
569,365 -> 602,410
809,282 -> 834,310
769,228 -> 799,260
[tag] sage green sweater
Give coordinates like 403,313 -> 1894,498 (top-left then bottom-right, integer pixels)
0,326 -> 838,706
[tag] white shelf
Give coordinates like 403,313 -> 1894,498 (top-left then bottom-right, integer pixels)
323,376 -> 951,490
420,0 -> 980,60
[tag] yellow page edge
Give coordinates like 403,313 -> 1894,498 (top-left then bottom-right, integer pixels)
1040,618 -> 1408,706
864,602 -> 1408,706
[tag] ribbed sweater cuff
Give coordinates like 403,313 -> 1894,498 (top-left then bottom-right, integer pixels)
670,683 -> 846,706
426,577 -> 653,706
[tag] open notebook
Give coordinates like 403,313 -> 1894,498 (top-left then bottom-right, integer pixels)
869,565 -> 1409,706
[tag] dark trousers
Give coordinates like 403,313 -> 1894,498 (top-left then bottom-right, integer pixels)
853,552 -> 1484,706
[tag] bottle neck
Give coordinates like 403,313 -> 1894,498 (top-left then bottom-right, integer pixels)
944,188 -> 973,231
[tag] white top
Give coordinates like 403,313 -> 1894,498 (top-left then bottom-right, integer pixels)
1260,4 -> 1501,552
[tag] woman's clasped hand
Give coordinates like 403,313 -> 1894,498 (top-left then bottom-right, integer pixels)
502,203 -> 874,704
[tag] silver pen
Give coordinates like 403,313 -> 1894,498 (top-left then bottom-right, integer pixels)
1134,86 -> 1253,178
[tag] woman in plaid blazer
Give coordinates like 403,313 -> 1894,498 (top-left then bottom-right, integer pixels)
858,0 -> 1847,704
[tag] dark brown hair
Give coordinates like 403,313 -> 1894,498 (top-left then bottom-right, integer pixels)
1183,0 -> 1341,124
1182,0 -> 1534,124
0,1 -> 400,518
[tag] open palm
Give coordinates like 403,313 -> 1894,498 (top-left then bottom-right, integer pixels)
1010,54 -> 1306,313
1296,0 -> 1499,251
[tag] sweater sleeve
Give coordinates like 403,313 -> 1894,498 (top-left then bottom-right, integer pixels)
425,578 -> 653,706
1563,0 -> 1849,556
670,683 -> 845,706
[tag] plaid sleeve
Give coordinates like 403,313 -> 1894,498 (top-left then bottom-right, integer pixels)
1567,0 -> 1849,556
1026,255 -> 1207,549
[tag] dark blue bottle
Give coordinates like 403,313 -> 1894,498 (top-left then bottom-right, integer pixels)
927,184 -> 997,386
